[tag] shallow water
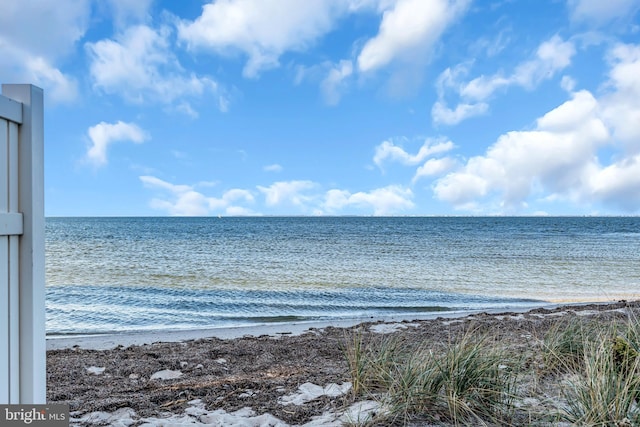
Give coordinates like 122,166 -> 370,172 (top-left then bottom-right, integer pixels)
46,216 -> 640,334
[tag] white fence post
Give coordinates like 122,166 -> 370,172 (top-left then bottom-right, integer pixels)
0,84 -> 45,404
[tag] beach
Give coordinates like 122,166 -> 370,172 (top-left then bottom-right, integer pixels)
47,300 -> 640,426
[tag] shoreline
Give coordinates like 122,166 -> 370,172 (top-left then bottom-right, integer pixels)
46,300 -> 625,351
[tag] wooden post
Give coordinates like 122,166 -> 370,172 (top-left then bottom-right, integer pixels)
0,84 -> 45,404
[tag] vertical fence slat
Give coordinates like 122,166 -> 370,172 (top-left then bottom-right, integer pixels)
8,120 -> 20,403
0,117 -> 8,404
0,236 -> 8,403
8,234 -> 19,403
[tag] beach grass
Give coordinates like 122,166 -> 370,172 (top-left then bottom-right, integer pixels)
559,312 -> 640,425
343,309 -> 640,426
344,330 -> 518,425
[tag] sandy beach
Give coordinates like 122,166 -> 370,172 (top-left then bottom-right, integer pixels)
47,300 -> 640,426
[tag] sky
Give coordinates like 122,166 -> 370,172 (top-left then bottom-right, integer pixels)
1,0 -> 640,217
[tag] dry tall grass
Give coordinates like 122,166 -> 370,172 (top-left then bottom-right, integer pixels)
343,309 -> 640,426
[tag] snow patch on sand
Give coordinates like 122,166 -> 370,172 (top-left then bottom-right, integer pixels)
308,400 -> 384,426
86,366 -> 105,375
279,382 -> 352,406
71,397 -> 383,426
370,322 -> 419,334
150,369 -> 183,380
73,407 -> 136,426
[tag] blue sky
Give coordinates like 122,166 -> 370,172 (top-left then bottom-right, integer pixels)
2,0 -> 639,216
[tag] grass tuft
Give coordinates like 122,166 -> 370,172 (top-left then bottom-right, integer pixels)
561,334 -> 640,425
344,330 -> 518,425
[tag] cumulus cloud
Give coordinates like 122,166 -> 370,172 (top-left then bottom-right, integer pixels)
590,155 -> 640,211
86,121 -> 149,167
257,181 -> 318,207
142,174 -> 416,216
178,0 -> 347,78
434,90 -> 608,210
87,25 -> 226,114
599,43 -> 640,153
357,0 -> 469,73
177,0 -> 468,102
374,138 -> 455,167
432,43 -> 640,213
433,35 -> 576,125
324,186 -> 414,215
140,176 -> 255,216
0,0 -> 89,103
413,157 -> 458,183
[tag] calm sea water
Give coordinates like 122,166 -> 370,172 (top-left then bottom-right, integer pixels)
45,217 -> 640,335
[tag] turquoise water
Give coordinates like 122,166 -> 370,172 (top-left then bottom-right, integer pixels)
45,217 -> 640,334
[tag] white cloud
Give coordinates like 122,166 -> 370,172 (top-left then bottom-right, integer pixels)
590,155 -> 640,211
177,0 -> 468,101
431,101 -> 489,126
178,0 -> 346,78
263,164 -> 283,173
470,30 -> 511,58
568,0 -> 640,26
172,102 -> 199,119
432,43 -> 640,213
599,43 -> 640,153
431,77 -> 640,212
561,75 -> 577,92
295,59 -> 356,105
413,157 -> 458,183
23,56 -> 79,104
357,0 -> 470,73
321,60 -> 354,105
462,36 -> 576,100
86,121 -> 149,167
104,0 -> 153,27
433,35 -> 576,125
324,186 -> 414,215
0,0 -> 89,103
257,181 -> 318,207
87,25 -> 226,112
144,177 -> 416,216
512,36 -> 576,88
374,138 -> 455,167
140,176 -> 255,216
0,0 -> 89,60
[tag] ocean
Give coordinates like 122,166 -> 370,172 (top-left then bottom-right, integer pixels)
45,216 -> 640,335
